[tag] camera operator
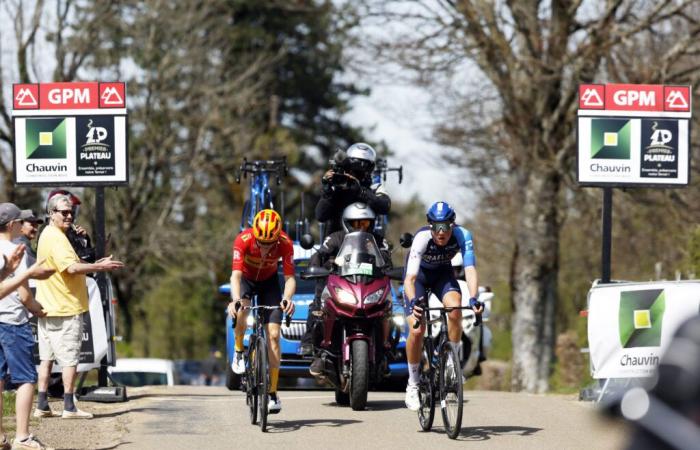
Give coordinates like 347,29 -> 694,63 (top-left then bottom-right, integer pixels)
314,143 -> 391,234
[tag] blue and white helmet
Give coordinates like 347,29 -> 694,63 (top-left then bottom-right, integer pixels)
426,201 -> 456,223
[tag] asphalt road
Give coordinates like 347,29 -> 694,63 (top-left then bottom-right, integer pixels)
118,386 -> 628,449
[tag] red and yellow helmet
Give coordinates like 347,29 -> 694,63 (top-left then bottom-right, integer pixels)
252,209 -> 282,243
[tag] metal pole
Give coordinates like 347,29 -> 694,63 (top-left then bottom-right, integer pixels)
601,187 -> 613,283
94,187 -> 109,386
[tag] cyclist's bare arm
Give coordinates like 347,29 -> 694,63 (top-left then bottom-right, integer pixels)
464,266 -> 483,314
403,273 -> 417,304
228,270 -> 244,317
281,275 -> 296,315
464,266 -> 478,299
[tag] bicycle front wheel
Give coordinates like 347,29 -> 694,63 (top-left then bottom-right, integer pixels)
418,346 -> 435,431
247,344 -> 258,425
256,337 -> 269,432
439,341 -> 463,439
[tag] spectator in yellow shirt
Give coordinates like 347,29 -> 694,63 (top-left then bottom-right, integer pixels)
34,194 -> 123,420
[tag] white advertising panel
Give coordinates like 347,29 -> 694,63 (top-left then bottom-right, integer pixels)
588,280 -> 700,379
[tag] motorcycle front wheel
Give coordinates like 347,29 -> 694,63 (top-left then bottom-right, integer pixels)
349,339 -> 369,411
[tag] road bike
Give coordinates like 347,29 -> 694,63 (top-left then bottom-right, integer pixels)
412,297 -> 478,439
232,303 -> 291,432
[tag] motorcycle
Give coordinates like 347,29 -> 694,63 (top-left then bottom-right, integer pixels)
301,231 -> 402,410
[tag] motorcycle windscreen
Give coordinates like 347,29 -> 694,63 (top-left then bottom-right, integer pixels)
333,231 -> 386,275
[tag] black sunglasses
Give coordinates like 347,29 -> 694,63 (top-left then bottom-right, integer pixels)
429,221 -> 453,232
53,209 -> 73,217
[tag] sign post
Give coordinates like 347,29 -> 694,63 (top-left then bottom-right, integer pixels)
577,83 -> 692,281
12,81 -> 128,401
579,83 -> 693,401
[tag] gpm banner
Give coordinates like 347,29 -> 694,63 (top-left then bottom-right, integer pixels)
587,281 -> 700,379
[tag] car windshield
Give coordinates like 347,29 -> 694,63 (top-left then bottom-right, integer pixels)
334,231 -> 385,276
110,371 -> 168,386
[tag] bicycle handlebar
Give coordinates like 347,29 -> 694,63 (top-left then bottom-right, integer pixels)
411,304 -> 482,329
235,158 -> 288,183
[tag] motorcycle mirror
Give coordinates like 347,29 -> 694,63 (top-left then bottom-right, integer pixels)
399,232 -> 414,248
300,233 -> 315,250
384,267 -> 404,282
300,266 -> 330,280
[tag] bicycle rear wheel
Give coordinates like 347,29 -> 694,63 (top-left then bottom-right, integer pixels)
247,344 -> 258,425
418,346 -> 435,431
439,341 -> 463,439
257,337 -> 269,432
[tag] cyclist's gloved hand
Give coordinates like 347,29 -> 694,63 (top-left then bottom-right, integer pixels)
408,297 -> 424,321
281,298 -> 295,315
469,297 -> 484,314
228,299 -> 242,318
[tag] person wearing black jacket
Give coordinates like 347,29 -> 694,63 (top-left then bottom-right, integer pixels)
314,143 -> 391,234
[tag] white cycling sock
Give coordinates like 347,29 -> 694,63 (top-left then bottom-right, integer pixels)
408,363 -> 420,385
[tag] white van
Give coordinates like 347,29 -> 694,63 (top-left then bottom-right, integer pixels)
108,358 -> 177,387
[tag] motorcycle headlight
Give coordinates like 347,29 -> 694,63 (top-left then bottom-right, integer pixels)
335,287 -> 357,304
364,288 -> 385,305
246,315 -> 255,327
392,314 -> 405,327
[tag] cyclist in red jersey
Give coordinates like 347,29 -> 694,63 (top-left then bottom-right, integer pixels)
227,209 -> 295,413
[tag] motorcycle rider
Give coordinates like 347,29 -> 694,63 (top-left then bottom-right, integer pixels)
403,201 -> 483,410
227,209 -> 296,413
302,143 -> 391,356
306,202 -> 392,377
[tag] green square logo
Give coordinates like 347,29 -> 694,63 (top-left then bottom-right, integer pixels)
591,118 -> 631,159
25,118 -> 67,159
619,289 -> 665,348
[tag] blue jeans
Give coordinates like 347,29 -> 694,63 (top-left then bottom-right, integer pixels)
0,322 -> 38,384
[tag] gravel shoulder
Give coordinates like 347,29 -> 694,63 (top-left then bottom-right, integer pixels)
22,387 -> 154,450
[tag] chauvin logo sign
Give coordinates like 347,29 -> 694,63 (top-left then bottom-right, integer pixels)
619,289 -> 665,348
591,118 -> 631,160
26,118 -> 67,159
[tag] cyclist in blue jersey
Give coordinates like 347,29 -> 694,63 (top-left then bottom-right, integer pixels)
403,201 -> 483,410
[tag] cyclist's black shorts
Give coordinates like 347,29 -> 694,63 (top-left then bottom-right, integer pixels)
240,275 -> 283,324
414,265 -> 460,304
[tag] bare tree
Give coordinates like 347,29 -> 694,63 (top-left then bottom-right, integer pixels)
363,0 -> 700,392
0,0 -> 118,201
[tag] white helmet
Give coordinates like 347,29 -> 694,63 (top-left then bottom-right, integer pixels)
345,143 -> 376,175
341,202 -> 376,233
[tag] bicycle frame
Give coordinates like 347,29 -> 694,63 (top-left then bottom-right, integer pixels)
416,303 -> 473,439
